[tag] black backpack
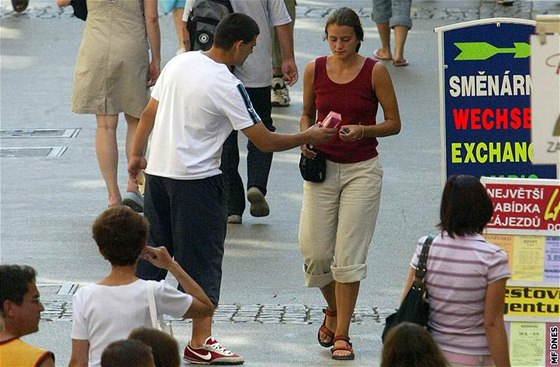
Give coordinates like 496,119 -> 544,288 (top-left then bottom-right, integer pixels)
187,0 -> 233,51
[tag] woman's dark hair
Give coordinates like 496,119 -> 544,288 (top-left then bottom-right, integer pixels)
214,13 -> 260,49
324,7 -> 364,52
438,175 -> 493,238
381,322 -> 449,367
101,339 -> 153,367
92,206 -> 149,266
129,327 -> 180,367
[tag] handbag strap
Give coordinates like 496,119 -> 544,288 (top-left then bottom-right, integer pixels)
414,235 -> 434,281
146,281 -> 159,329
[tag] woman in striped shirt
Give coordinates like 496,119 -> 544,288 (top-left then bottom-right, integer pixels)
403,175 -> 511,367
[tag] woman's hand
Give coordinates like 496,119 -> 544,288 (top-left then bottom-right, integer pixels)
300,144 -> 317,158
141,246 -> 174,270
338,125 -> 364,142
56,0 -> 71,8
147,60 -> 160,87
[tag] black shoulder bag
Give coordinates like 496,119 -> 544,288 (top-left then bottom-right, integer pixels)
70,0 -> 87,21
381,235 -> 434,343
299,145 -> 326,183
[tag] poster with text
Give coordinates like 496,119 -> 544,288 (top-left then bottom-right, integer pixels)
482,177 -> 560,236
436,19 -> 557,181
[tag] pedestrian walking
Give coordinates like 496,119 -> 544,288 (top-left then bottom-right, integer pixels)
182,0 -> 297,224
271,0 -> 296,107
58,0 -> 161,212
372,0 -> 412,67
128,13 -> 336,365
401,175 -> 511,367
298,7 -> 401,361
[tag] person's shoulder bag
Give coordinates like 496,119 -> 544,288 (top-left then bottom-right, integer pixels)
299,145 -> 326,183
70,0 -> 87,21
381,235 -> 434,343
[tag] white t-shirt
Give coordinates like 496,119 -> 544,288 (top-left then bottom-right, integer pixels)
146,51 -> 259,179
183,0 -> 291,87
71,279 -> 193,367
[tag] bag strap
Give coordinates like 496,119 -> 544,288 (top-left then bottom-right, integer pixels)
146,281 -> 159,329
414,235 -> 434,281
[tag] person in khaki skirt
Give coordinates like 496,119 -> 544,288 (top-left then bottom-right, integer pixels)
58,0 -> 161,211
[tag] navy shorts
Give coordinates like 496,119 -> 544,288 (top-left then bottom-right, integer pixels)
136,173 -> 227,306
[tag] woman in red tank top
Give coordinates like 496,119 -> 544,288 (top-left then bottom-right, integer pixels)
298,7 -> 401,361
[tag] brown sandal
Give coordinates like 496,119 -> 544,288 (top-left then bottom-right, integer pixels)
317,308 -> 336,348
331,335 -> 355,360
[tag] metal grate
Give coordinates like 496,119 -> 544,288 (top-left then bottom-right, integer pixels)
0,128 -> 81,139
0,147 -> 67,157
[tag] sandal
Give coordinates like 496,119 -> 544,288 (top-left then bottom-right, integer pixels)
317,308 -> 336,348
331,335 -> 355,360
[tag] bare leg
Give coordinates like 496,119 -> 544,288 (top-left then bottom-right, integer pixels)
332,281 -> 360,358
318,281 -> 337,344
190,316 -> 212,347
374,22 -> 392,60
172,8 -> 185,52
96,114 -> 121,207
393,25 -> 409,65
124,114 -> 141,195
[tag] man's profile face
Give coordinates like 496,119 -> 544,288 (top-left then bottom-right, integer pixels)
12,282 -> 44,335
234,36 -> 257,66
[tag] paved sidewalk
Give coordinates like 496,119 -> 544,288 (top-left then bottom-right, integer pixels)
2,0 -> 557,365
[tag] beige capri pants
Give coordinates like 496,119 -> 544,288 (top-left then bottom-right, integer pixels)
299,156 -> 383,288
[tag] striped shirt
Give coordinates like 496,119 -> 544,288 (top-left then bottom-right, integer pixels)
410,232 -> 511,355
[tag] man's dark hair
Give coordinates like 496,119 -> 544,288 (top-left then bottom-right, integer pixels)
214,13 -> 260,49
92,206 -> 149,266
438,175 -> 494,238
101,339 -> 153,367
0,264 -> 37,312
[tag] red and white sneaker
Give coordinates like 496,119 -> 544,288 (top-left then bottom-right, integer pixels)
183,337 -> 244,365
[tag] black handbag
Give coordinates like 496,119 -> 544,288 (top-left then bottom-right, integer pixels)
381,235 -> 434,343
299,146 -> 326,183
299,145 -> 327,182
70,0 -> 87,21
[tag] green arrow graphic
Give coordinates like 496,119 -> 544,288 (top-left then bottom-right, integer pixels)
454,42 -> 531,61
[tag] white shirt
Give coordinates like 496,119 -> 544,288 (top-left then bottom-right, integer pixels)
183,0 -> 291,87
71,280 -> 193,367
146,51 -> 259,179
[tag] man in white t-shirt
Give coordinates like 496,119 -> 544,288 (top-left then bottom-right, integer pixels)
182,0 -> 297,224
129,13 -> 335,365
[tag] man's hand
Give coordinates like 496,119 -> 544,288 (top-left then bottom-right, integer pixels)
282,58 -> 298,86
128,156 -> 147,185
303,124 -> 337,146
141,246 -> 174,270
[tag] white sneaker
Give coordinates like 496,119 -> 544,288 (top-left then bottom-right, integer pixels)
271,77 -> 290,107
183,337 -> 244,365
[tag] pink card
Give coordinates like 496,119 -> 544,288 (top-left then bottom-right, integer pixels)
320,111 -> 342,129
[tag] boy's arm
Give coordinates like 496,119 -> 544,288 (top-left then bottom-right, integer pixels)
141,246 -> 215,318
68,339 -> 89,367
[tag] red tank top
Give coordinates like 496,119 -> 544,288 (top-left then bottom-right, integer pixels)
313,56 -> 379,163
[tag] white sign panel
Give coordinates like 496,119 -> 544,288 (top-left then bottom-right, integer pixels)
530,33 -> 560,165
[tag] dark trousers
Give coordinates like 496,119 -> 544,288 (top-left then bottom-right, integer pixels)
136,173 -> 227,306
220,86 -> 275,216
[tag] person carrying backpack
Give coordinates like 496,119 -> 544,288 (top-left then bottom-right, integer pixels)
182,0 -> 297,225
